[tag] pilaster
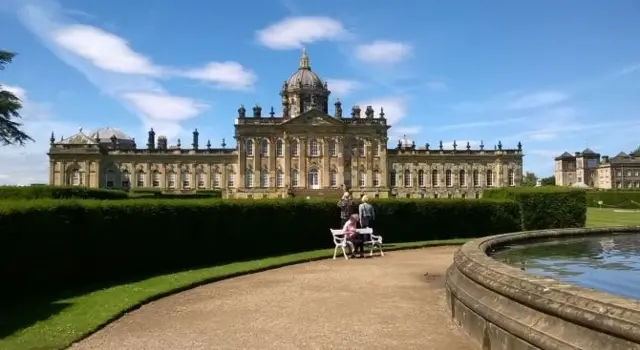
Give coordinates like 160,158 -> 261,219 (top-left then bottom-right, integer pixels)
322,137 -> 330,187
284,135 -> 291,186
300,136 -> 307,187
237,137 -> 245,189
337,136 -> 344,186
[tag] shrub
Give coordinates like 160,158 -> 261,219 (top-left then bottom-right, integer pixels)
0,185 -> 129,200
0,198 -> 520,296
586,190 -> 640,209
483,187 -> 587,230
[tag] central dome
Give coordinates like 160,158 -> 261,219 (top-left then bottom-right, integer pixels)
284,48 -> 326,91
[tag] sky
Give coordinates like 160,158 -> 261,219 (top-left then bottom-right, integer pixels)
0,0 -> 639,185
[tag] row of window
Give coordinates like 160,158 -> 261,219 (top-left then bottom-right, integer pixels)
389,169 -> 516,187
616,170 -> 640,178
69,169 -> 235,189
245,138 -> 380,157
615,181 -> 640,189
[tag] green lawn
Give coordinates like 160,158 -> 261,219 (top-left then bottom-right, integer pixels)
0,239 -> 467,350
586,208 -> 640,227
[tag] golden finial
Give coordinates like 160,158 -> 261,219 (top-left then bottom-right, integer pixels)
299,47 -> 310,70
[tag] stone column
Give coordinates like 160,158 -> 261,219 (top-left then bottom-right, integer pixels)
253,138 -> 260,187
300,137 -> 307,187
322,137 -> 330,187
337,136 -> 344,186
269,137 -> 277,188
283,136 -> 290,187
191,163 -> 197,190
380,137 -> 388,188
49,161 -> 55,185
366,138 -> 373,188
237,137 -> 245,189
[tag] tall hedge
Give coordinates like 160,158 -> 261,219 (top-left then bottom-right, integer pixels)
0,185 -> 129,200
586,190 -> 640,209
483,187 -> 587,230
0,198 -> 520,296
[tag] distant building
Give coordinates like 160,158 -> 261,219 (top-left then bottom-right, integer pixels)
554,147 -> 640,189
47,49 -> 525,199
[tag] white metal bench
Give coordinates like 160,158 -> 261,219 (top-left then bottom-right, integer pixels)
330,229 -> 355,260
357,228 -> 384,257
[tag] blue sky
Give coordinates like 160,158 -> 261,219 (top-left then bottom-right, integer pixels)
0,0 -> 639,184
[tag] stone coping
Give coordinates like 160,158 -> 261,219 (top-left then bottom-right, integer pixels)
452,226 -> 640,345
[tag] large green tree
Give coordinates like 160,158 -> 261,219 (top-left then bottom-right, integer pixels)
521,171 -> 538,187
0,51 -> 33,146
540,176 -> 556,186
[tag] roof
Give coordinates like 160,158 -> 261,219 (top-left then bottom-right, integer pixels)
554,151 -> 575,160
284,49 -> 326,91
56,128 -> 97,145
88,127 -> 133,143
581,148 -> 597,155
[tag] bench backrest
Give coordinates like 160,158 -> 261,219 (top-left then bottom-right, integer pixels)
330,229 -> 347,245
356,228 -> 373,234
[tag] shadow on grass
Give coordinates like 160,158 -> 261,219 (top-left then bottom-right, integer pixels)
0,299 -> 72,340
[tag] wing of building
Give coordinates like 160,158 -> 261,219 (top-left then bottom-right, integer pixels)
554,147 -> 640,189
48,49 -> 524,199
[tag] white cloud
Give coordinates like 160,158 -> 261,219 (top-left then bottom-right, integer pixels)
391,126 -> 422,136
355,40 -> 412,64
2,84 -> 27,100
356,96 -> 406,125
256,16 -> 347,50
505,91 -> 569,110
181,62 -> 256,91
616,63 -> 640,76
326,79 -> 361,96
434,117 -> 525,132
122,92 -> 208,122
53,24 -> 163,76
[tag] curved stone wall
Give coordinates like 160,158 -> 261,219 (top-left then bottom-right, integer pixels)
445,226 -> 640,350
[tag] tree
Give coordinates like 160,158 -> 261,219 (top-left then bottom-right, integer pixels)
521,171 -> 538,187
540,176 -> 556,186
0,51 -> 33,146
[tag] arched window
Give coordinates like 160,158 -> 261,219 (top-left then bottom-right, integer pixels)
445,170 -> 452,187
276,139 -> 284,157
212,171 -> 221,188
245,169 -> 254,188
358,170 -> 365,187
389,170 -> 397,187
308,168 -> 319,188
290,139 -> 299,156
373,170 -> 381,187
459,169 -> 466,186
106,170 -> 115,188
121,170 -> 130,188
227,171 -> 235,188
181,169 -> 190,189
152,170 -> 161,187
486,170 -> 494,187
328,139 -> 337,156
70,169 -> 81,186
431,170 -> 438,187
167,171 -> 176,189
291,169 -> 299,187
330,170 -> 338,187
245,139 -> 254,156
404,169 -> 411,187
197,170 -> 206,189
508,169 -> 515,186
276,169 -> 284,187
136,171 -> 144,187
418,170 -> 425,187
309,138 -> 319,156
472,170 -> 479,187
260,139 -> 269,156
260,169 -> 269,187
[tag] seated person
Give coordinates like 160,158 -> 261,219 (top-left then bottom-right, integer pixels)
343,214 -> 364,258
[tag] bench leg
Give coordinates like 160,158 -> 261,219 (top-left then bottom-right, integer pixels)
333,246 -> 338,259
342,245 -> 349,260
379,244 -> 385,257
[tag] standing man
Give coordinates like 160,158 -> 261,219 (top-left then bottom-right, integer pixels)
337,191 -> 355,227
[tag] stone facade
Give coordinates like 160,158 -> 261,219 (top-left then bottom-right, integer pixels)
554,147 -> 640,189
47,50 -> 524,198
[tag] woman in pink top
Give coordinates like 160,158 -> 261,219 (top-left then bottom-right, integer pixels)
343,214 -> 364,258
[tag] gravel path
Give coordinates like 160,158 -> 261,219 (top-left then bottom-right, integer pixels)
70,246 -> 474,350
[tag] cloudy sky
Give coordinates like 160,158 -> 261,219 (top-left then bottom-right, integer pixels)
1,0 -> 639,184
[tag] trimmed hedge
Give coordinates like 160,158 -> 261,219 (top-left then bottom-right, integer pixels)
483,187 -> 587,230
0,198 -> 520,297
0,186 -> 129,200
586,190 -> 640,209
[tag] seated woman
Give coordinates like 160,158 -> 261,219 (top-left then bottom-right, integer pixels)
343,214 -> 364,258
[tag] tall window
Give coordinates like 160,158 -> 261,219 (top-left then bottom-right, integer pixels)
291,169 -> 299,187
459,170 -> 466,186
373,171 -> 381,187
508,169 -> 515,186
418,170 -> 425,187
70,169 -> 81,186
358,170 -> 365,187
329,139 -> 337,156
106,170 -> 115,188
181,169 -> 190,189
152,170 -> 160,187
431,170 -> 438,187
167,171 -> 176,189
136,171 -> 144,187
245,169 -> 254,188
260,139 -> 269,156
344,171 -> 351,187
308,168 -> 319,187
290,140 -> 299,156
197,171 -> 206,189
473,170 -> 479,187
486,170 -> 494,187
276,139 -> 284,157
445,170 -> 452,187
358,140 -> 365,157
276,170 -> 284,187
372,141 -> 379,156
403,170 -> 411,187
330,170 -> 337,187
246,139 -> 254,156
309,138 -> 319,156
227,172 -> 235,188
390,170 -> 397,187
121,170 -> 130,188
260,169 -> 269,188
212,172 -> 221,188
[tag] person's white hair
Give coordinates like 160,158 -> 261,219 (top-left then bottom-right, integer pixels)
361,195 -> 369,203
342,192 -> 350,199
350,213 -> 359,220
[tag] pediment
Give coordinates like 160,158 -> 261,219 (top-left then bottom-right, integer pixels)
281,109 -> 343,126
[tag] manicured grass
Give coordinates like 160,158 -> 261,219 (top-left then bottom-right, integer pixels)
586,207 -> 640,227
0,239 -> 467,350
